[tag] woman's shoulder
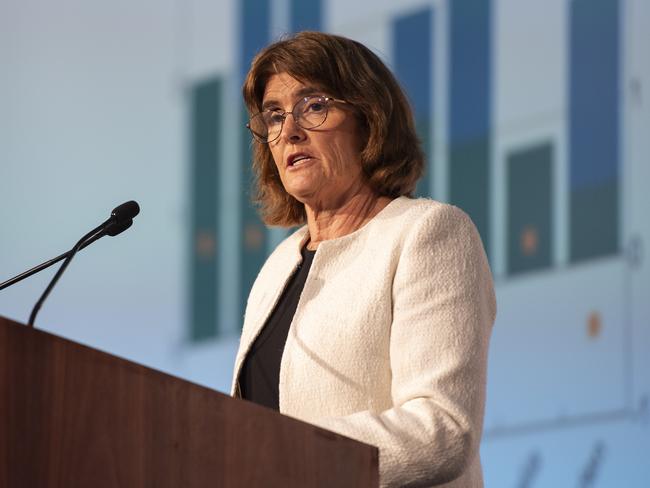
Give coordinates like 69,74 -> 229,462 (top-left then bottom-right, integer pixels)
372,197 -> 487,264
379,196 -> 475,233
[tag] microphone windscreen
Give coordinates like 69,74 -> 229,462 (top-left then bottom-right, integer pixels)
111,200 -> 140,223
106,219 -> 133,237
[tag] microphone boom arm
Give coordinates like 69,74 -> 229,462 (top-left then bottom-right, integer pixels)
0,200 -> 139,328
27,223 -> 106,327
0,219 -> 133,292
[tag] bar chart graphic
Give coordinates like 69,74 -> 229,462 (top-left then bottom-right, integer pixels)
184,0 -> 648,483
0,0 -> 647,485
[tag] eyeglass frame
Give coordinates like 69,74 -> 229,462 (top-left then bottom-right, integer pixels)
246,95 -> 349,144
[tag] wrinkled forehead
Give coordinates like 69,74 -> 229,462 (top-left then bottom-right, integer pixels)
260,72 -> 331,108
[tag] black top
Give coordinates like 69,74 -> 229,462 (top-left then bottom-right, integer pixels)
239,246 -> 317,410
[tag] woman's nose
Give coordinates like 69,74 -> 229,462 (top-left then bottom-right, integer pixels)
281,113 -> 307,143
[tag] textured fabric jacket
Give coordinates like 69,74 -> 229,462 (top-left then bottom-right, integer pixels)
231,197 -> 496,487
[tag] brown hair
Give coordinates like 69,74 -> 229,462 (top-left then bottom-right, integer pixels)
243,31 -> 424,226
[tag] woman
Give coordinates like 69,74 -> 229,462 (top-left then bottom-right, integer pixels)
231,31 -> 496,488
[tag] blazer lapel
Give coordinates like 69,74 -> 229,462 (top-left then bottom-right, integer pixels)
230,227 -> 309,396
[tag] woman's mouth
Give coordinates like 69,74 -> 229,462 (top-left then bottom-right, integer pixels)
287,153 -> 315,168
291,156 -> 311,166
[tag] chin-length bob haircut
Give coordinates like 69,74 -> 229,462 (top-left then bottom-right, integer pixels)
243,31 -> 424,227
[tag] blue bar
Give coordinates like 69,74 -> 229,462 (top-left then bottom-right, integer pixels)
393,7 -> 433,197
290,0 -> 322,32
569,0 -> 620,262
448,0 -> 492,256
240,0 -> 271,82
239,0 -> 271,323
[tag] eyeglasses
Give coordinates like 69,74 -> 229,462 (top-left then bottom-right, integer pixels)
246,95 -> 347,144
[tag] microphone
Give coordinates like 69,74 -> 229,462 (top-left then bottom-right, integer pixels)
108,200 -> 140,225
0,201 -> 140,327
0,217 -> 134,293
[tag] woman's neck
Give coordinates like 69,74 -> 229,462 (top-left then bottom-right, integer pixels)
304,188 -> 392,250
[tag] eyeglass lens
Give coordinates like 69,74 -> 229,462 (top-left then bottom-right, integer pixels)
248,96 -> 330,143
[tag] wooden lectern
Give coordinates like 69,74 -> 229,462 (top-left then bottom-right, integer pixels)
0,315 -> 379,487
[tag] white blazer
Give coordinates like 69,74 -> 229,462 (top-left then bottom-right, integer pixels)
231,197 -> 496,488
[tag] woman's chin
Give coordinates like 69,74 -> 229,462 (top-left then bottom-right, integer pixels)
286,188 -> 318,206
283,180 -> 322,204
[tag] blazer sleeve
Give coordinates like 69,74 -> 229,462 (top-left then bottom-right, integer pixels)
314,204 -> 497,487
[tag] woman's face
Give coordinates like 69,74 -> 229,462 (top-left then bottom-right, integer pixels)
262,72 -> 365,210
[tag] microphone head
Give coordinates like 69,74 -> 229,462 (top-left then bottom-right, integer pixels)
111,200 -> 140,224
105,218 -> 133,237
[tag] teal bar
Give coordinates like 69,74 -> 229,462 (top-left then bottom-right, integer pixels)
239,115 -> 269,322
189,78 -> 221,341
449,0 -> 492,257
507,143 -> 553,275
569,0 -> 620,262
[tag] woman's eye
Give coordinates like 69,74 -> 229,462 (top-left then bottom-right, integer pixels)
306,101 -> 326,113
266,111 -> 285,124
